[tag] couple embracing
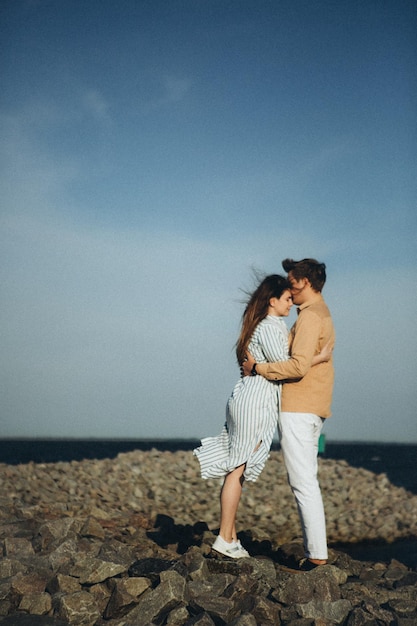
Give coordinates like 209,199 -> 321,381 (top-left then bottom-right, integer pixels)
194,257 -> 335,571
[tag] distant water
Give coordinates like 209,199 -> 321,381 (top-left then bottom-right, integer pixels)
0,439 -> 416,495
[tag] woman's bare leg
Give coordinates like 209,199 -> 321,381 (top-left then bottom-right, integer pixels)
219,464 -> 245,543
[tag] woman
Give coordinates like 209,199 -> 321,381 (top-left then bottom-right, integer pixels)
194,274 -> 331,559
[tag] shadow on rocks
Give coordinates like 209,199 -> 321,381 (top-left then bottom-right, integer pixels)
146,514 -> 211,554
330,537 -> 417,571
147,518 -> 303,568
147,516 -> 417,573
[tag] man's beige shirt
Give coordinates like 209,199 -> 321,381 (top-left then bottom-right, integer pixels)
256,294 -> 335,418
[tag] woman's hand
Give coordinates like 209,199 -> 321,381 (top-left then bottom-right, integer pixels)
241,352 -> 256,377
317,340 -> 334,363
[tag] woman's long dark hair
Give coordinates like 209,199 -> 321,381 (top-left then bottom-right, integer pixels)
236,274 -> 291,365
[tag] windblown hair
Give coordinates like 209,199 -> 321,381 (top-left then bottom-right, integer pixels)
282,258 -> 327,292
236,274 -> 291,365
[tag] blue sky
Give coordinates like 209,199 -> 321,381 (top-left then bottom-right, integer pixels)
1,0 -> 416,443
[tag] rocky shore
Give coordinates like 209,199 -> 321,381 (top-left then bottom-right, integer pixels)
0,448 -> 416,625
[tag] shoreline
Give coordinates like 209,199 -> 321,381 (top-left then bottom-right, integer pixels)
2,439 -> 416,495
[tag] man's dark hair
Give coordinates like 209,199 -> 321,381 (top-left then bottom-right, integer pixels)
282,258 -> 327,292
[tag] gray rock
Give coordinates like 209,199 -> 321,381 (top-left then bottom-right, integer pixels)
0,560 -> 27,580
251,595 -> 281,624
346,598 -> 397,625
294,598 -> 352,623
228,614 -> 258,626
11,572 -> 48,596
184,613 -> 216,625
166,603 -> 190,624
0,449 -> 416,625
3,538 -> 34,559
188,594 -> 239,624
0,616 -> 68,625
69,555 -> 126,584
104,577 -> 151,618
123,570 -> 186,625
18,591 -> 52,615
56,591 -> 100,626
46,574 -> 81,595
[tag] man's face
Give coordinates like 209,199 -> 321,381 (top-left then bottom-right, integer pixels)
288,272 -> 309,305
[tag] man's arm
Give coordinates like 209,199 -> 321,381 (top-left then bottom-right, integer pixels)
242,311 -> 322,381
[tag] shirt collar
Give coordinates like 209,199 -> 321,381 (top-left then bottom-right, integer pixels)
297,292 -> 324,313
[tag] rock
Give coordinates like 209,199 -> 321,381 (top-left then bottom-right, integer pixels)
166,603 -> 190,624
188,594 -> 239,624
104,577 -> 151,618
17,592 -> 52,615
79,517 -> 106,541
11,572 -> 48,596
123,570 -> 186,625
346,599 -> 398,625
228,616 -> 258,626
0,449 -> 416,624
69,556 -> 126,584
46,574 -> 81,595
251,595 -> 281,624
3,539 -> 34,559
294,599 -> 352,623
0,616 -> 68,625
56,591 -> 100,626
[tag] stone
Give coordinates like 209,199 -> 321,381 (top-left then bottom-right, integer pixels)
228,614 -> 258,626
18,591 -> 53,615
69,556 -> 126,584
36,519 -> 78,550
86,582 -> 111,615
294,599 -> 352,623
251,595 -> 282,624
98,538 -> 136,565
180,546 -> 210,581
346,599 -> 397,625
0,616 -> 68,625
3,538 -> 34,559
104,577 -> 151,618
0,448 -> 416,625
46,574 -> 81,595
79,517 -> 105,541
244,556 -> 277,588
188,594 -> 239,624
0,559 -> 27,580
11,572 -> 48,596
123,570 -> 186,625
46,539 -> 79,572
388,597 -> 417,617
56,591 -> 100,626
184,614 -> 216,625
166,603 -> 190,624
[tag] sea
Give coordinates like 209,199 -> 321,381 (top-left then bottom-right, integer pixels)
0,439 -> 416,495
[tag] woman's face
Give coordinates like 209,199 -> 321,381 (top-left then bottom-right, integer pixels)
269,289 -> 293,317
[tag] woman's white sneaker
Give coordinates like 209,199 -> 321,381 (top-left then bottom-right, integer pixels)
212,536 -> 249,559
234,539 -> 249,557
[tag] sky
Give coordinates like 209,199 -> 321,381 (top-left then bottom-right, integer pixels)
1,0 -> 416,443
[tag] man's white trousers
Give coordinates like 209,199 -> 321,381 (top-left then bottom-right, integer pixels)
279,411 -> 328,560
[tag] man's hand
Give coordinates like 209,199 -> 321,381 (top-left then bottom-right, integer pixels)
241,352 -> 256,377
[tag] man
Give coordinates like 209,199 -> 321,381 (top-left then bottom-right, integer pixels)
243,258 -> 335,569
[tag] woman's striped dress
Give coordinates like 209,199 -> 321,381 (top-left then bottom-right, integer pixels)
194,315 -> 289,482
